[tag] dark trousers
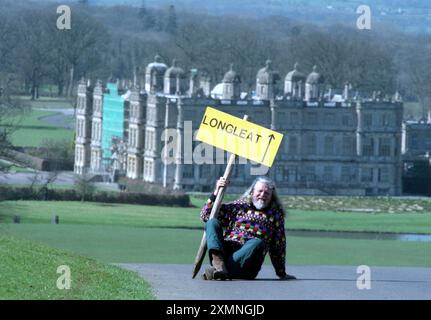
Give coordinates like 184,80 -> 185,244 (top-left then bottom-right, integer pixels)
205,218 -> 266,279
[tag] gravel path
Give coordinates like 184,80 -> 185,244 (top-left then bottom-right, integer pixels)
117,264 -> 431,300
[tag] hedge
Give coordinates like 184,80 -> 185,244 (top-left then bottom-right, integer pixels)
0,186 -> 191,207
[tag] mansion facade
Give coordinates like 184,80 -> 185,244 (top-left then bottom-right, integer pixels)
74,57 -> 404,195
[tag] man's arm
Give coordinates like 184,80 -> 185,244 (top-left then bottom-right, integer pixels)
200,177 -> 238,226
269,210 -> 288,278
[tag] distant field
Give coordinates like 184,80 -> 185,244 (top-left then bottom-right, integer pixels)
0,233 -> 155,299
12,96 -> 73,109
4,109 -> 74,147
4,224 -> 431,267
1,198 -> 431,269
191,194 -> 431,215
0,160 -> 35,173
1,198 -> 431,234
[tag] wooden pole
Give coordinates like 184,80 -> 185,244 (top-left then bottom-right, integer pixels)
192,114 -> 249,279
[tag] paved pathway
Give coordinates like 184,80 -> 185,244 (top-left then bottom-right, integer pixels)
118,264 -> 431,300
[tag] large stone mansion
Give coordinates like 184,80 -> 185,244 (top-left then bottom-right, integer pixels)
74,56 -> 405,195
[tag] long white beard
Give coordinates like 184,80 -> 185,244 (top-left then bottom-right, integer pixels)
253,198 -> 268,210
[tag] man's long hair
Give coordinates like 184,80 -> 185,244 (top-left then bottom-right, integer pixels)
239,176 -> 286,216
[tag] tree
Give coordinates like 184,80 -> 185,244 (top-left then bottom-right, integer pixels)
16,10 -> 53,100
51,9 -> 108,97
74,174 -> 96,201
166,5 -> 177,35
0,75 -> 25,172
287,26 -> 396,94
397,41 -> 431,119
138,0 -> 157,30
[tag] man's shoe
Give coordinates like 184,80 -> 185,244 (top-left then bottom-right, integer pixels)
203,266 -> 215,280
211,251 -> 229,280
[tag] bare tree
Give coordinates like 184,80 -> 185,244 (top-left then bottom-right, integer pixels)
15,10 -> 54,100
52,9 -> 109,97
397,42 -> 431,119
74,174 -> 96,202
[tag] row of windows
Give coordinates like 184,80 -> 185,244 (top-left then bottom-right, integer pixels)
277,111 -> 353,128
145,129 -> 156,151
363,113 -> 395,127
286,135 -> 356,156
128,156 -> 138,175
143,160 -> 154,178
90,150 -> 101,169
77,96 -> 86,109
178,165 -> 391,184
130,103 -> 143,119
362,137 -> 393,157
76,119 -> 86,138
275,111 -> 396,128
91,122 -> 102,141
270,166 -> 390,183
75,146 -> 85,163
93,98 -> 102,113
182,165 -> 222,179
129,127 -> 140,148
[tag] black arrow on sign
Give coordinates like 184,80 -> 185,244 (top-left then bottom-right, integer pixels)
261,134 -> 275,163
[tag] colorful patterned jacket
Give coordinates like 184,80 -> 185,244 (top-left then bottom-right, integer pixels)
200,194 -> 286,277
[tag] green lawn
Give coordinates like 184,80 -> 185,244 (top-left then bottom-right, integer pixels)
0,233 -> 155,300
4,224 -> 431,268
4,109 -> 74,147
0,160 -> 35,173
1,199 -> 431,234
12,96 -> 73,109
1,197 -> 431,287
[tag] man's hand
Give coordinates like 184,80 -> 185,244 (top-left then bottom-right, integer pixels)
277,274 -> 296,280
213,177 -> 229,196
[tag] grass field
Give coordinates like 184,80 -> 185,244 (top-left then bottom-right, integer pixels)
4,109 -> 74,147
2,198 -> 431,234
0,233 -> 155,300
0,160 -> 35,173
12,96 -> 73,109
3,224 -> 431,268
1,198 -> 431,268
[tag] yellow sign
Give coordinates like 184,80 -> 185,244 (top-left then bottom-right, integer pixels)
196,107 -> 283,167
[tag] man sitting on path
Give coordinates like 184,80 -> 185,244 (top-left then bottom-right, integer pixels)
200,176 -> 296,281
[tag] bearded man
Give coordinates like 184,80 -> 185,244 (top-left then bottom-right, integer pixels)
200,176 -> 296,281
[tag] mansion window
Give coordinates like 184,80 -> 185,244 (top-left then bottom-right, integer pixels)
378,167 -> 389,183
324,136 -> 334,155
378,138 -> 391,157
289,112 -> 299,125
289,136 -> 298,155
342,115 -> 351,126
362,137 -> 374,156
361,168 -> 373,183
183,165 -> 194,179
306,134 -> 316,155
305,112 -> 317,125
364,114 -> 373,127
324,112 -> 336,126
323,166 -> 333,182
304,166 -> 316,182
342,136 -> 355,156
